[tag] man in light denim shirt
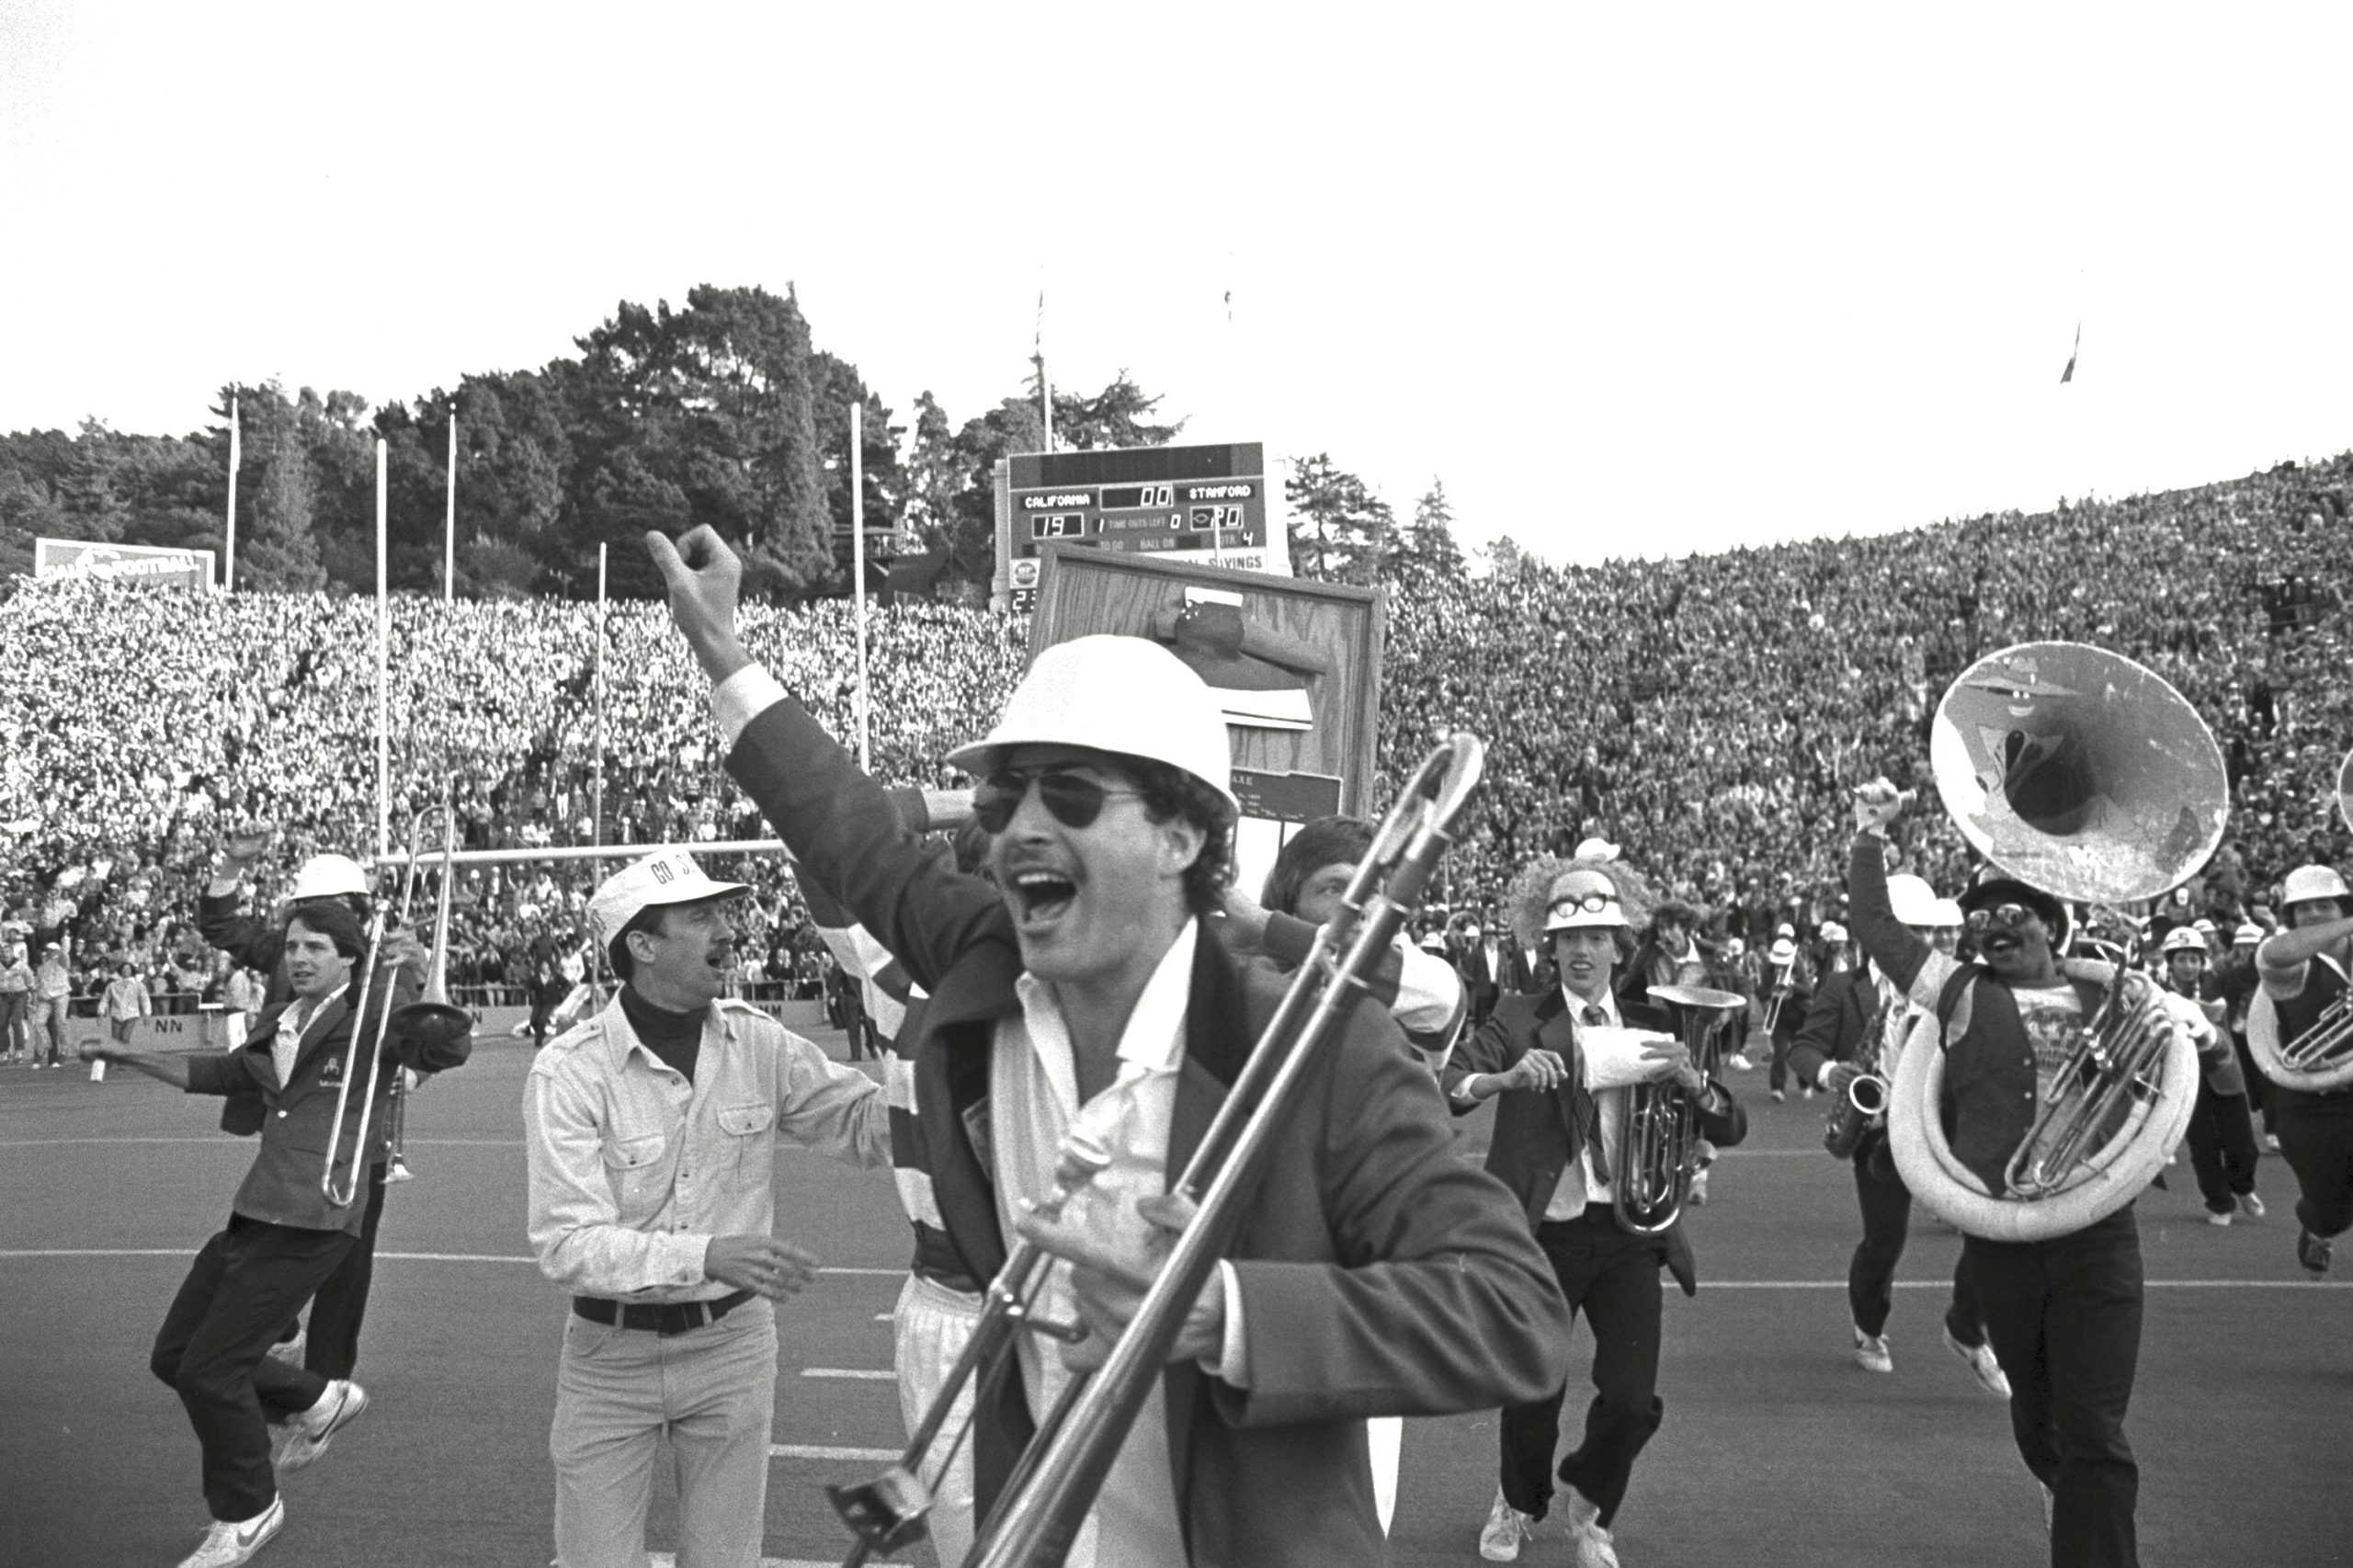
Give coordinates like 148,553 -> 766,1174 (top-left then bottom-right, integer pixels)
525,849 -> 892,1568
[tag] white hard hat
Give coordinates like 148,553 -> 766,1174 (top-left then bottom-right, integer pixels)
2234,922 -> 2264,945
1767,937 -> 1798,965
2160,926 -> 2208,956
288,854 -> 368,903
2281,865 -> 2350,908
1820,921 -> 1848,944
1543,867 -> 1630,933
588,849 -> 748,951
1574,836 -> 1621,863
1930,898 -> 1964,928
945,635 -> 1236,813
1884,874 -> 1938,928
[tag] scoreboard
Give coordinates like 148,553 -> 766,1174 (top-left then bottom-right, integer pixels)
993,441 -> 1288,611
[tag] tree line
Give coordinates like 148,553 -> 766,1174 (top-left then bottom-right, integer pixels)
0,283 -> 1474,600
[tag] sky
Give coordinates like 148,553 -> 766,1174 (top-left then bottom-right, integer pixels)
4,2 -> 2350,567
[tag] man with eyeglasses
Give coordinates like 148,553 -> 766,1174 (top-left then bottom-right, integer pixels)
642,526 -> 1568,1568
2253,864 -> 2353,1278
1848,780 -> 2145,1568
1443,855 -> 1745,1568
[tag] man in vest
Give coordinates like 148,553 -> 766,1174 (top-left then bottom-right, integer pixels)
2254,864 -> 2353,1278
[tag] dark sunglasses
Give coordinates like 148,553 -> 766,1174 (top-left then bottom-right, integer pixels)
1963,903 -> 2042,934
973,769 -> 1143,834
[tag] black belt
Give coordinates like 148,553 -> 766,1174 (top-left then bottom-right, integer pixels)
573,1289 -> 755,1336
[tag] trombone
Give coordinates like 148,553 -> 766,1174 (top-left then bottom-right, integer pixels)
320,790 -> 472,1207
829,733 -> 1485,1567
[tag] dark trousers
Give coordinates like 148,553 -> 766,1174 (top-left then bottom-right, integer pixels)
152,1215 -> 354,1522
1767,1017 -> 1802,1092
1964,1207 -> 2142,1568
2274,1087 -> 2353,1237
0,990 -> 23,1054
1847,1132 -> 1985,1341
2185,1082 -> 2260,1214
302,1160 -> 387,1380
1498,1207 -> 1665,1529
2232,1031 -> 2277,1135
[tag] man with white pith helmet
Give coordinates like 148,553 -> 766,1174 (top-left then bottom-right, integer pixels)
1789,871 -> 2006,1393
2254,863 -> 2353,1278
2154,926 -> 2263,1229
526,847 -> 892,1568
643,524 -> 1566,1568
195,832 -> 430,1408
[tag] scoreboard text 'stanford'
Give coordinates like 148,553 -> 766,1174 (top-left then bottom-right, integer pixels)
993,442 -> 1287,610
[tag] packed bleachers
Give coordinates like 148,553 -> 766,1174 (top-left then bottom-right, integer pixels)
5,451 -> 2349,1009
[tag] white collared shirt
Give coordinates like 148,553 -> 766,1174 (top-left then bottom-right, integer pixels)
1545,986 -> 1623,1220
275,982 -> 349,1088
988,919 -> 1208,1568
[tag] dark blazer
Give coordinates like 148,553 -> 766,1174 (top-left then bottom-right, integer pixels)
183,968 -> 471,1236
1788,965 -> 1887,1089
724,687 -> 1571,1568
1441,978 -> 1746,1296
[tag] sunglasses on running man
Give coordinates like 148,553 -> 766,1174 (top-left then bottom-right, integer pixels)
1963,903 -> 2045,934
972,769 -> 1145,834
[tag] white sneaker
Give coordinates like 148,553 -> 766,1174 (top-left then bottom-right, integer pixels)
177,1496 -> 284,1568
2205,1210 -> 2233,1228
2239,1191 -> 2268,1221
1944,1326 -> 2010,1399
1727,1053 -> 1755,1071
1564,1491 -> 1620,1568
2265,1132 -> 2281,1153
277,1379 -> 367,1473
1852,1328 -> 1893,1373
1688,1167 -> 1711,1206
1478,1486 -> 1534,1562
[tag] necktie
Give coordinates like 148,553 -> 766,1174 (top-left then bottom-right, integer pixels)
1574,1005 -> 1611,1184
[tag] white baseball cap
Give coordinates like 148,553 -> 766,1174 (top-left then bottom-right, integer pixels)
945,635 -> 1236,812
288,854 -> 368,903
588,849 -> 748,950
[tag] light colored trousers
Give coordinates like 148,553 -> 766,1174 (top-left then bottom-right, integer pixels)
895,1272 -> 983,1565
551,1299 -> 778,1568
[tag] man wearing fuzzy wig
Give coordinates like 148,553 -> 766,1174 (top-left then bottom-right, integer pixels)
1443,853 -> 1747,1568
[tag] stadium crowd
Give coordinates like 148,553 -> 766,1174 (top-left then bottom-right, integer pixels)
4,453 -> 2348,1018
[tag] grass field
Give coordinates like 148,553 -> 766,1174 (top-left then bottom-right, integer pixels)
1,1031 -> 2343,1567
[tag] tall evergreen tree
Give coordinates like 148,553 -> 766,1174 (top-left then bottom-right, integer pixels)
240,440 -> 327,592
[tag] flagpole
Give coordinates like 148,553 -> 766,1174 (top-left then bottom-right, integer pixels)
1035,287 -> 1052,453
594,543 -> 608,847
223,393 -> 240,591
851,402 -> 871,774
375,438 -> 390,863
444,408 -> 458,601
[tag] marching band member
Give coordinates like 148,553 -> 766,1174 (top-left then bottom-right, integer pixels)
1850,780 -> 2146,1568
1788,872 -> 2006,1393
2154,926 -> 2265,1227
2253,864 -> 2353,1278
81,902 -> 469,1568
2218,920 -> 2278,1149
199,839 -> 393,1392
1447,854 -> 1745,1568
1762,926 -> 1813,1102
525,849 -> 892,1568
646,525 -> 1568,1568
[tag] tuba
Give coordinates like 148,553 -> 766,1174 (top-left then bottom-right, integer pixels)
1889,642 -> 2213,1244
2242,748 -> 2353,1093
1612,984 -> 1746,1234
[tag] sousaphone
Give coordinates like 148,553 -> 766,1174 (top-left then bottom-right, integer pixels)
2244,744 -> 2353,1093
1891,642 -> 2214,1242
